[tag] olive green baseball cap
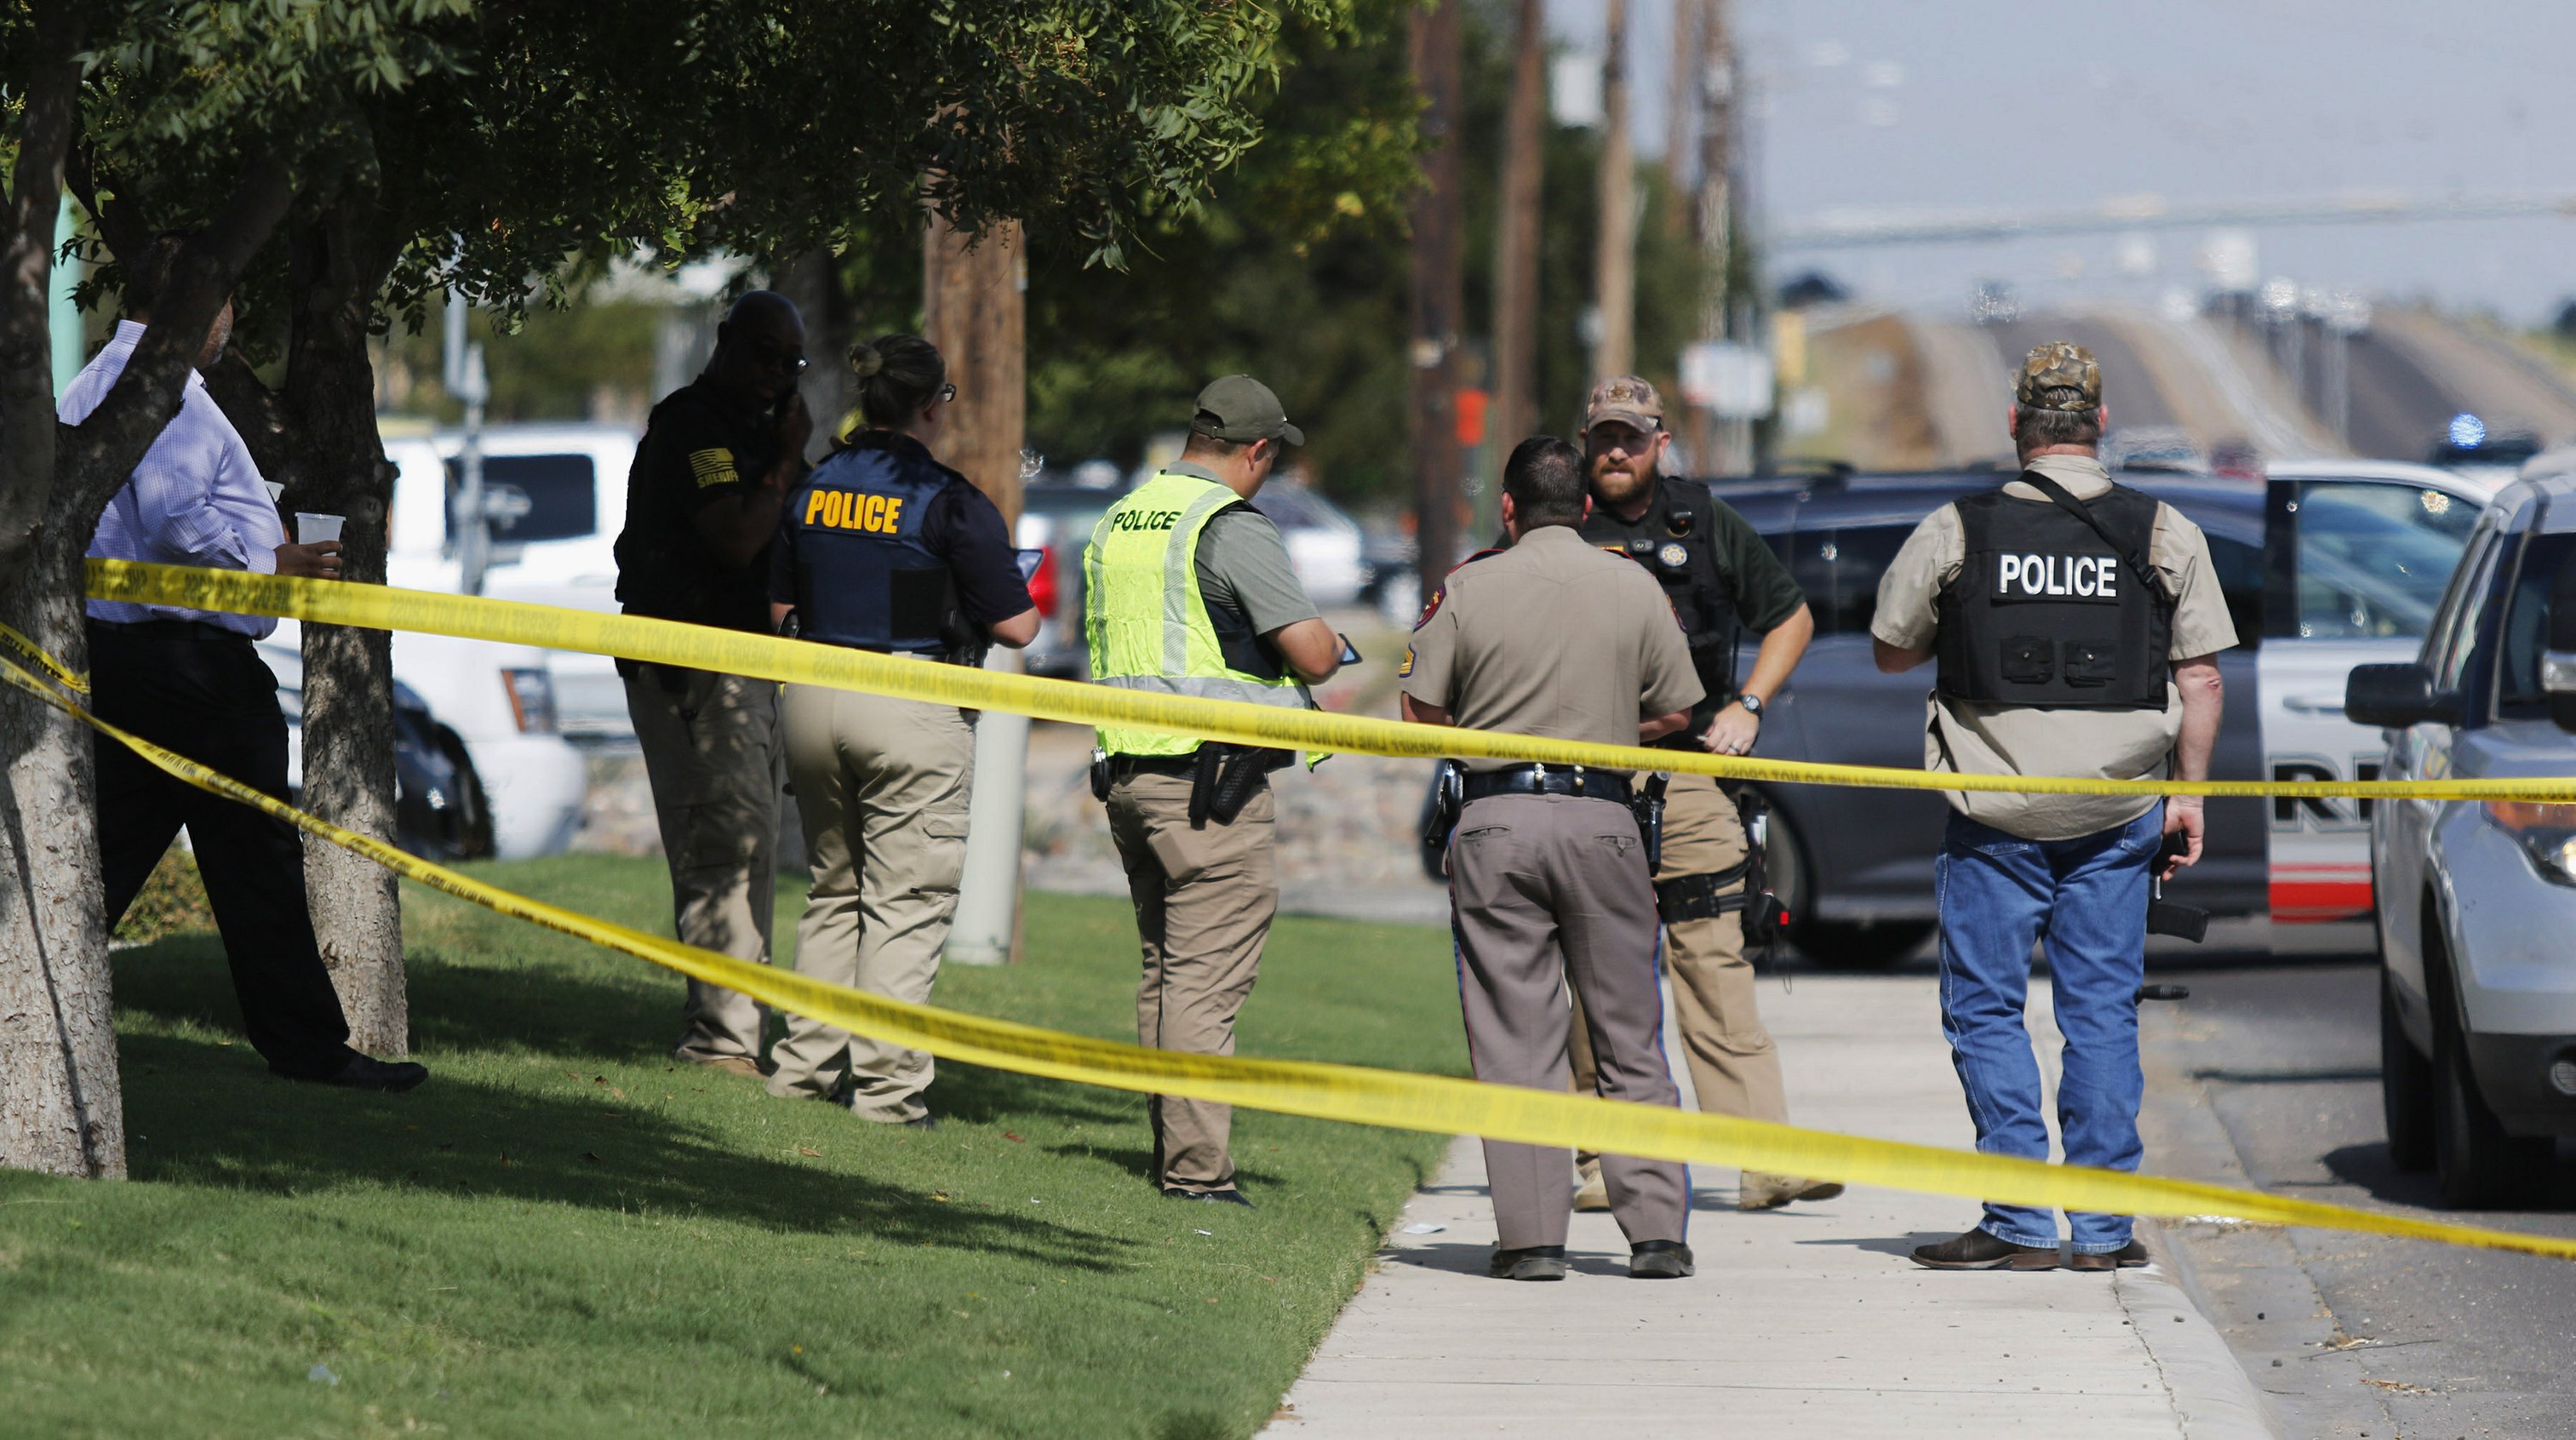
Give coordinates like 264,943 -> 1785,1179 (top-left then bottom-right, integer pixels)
1191,374 -> 1304,447
2014,341 -> 2102,412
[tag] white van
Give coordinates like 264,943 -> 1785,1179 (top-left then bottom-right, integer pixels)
386,422 -> 641,738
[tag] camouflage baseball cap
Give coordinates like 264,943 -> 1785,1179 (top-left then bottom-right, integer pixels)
1583,374 -> 1664,434
2014,342 -> 2102,412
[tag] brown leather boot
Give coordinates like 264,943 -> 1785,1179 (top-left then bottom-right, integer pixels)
1740,1172 -> 1846,1210
1910,1228 -> 2059,1271
2069,1239 -> 2151,1273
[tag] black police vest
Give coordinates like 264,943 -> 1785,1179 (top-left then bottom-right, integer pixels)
1582,477 -> 1741,741
785,444 -> 963,657
1934,481 -> 2172,710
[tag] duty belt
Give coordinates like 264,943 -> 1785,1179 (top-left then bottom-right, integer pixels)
1461,765 -> 1633,805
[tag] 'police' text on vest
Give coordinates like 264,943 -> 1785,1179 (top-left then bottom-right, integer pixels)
1996,553 -> 2120,600
805,489 -> 906,535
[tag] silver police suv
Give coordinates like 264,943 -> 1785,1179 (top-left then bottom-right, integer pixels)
2348,468 -> 2576,1207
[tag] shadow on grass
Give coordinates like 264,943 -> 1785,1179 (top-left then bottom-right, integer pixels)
117,1030 -> 1137,1273
107,939 -> 1157,1270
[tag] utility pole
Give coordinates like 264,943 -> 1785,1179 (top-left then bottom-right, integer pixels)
923,214 -> 1030,966
1696,0 -> 1745,472
1592,0 -> 1636,380
1492,0 -> 1544,467
1410,0 -> 1466,596
1663,0 -> 1698,212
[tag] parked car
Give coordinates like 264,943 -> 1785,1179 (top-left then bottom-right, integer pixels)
267,617 -> 587,861
1408,461 -> 2500,963
263,641 -> 491,860
1015,473 -> 1129,678
385,421 -> 642,738
1248,477 -> 1370,610
2351,467 -> 2576,1206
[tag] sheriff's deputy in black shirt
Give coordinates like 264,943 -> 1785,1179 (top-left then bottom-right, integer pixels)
611,290 -> 812,1078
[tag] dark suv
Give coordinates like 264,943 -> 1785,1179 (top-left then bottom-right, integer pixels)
1694,461 -> 2491,964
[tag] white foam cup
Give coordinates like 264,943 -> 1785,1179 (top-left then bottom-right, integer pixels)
295,512 -> 344,544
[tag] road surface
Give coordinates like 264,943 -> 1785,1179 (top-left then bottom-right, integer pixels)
2140,947 -> 2576,1439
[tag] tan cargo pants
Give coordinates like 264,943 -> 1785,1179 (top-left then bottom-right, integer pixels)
1450,793 -> 1689,1249
626,665 -> 782,1066
1106,769 -> 1277,1194
767,683 -> 975,1123
1570,771 -> 1789,1127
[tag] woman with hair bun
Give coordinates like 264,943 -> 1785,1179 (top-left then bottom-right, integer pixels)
763,333 -> 1039,1127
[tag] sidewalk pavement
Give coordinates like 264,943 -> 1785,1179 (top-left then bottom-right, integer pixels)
1268,974 -> 2275,1438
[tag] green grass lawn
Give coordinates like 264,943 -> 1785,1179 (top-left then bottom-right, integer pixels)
0,858 -> 1465,1440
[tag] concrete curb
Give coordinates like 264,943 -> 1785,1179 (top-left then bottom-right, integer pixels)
2122,1222 -> 2281,1440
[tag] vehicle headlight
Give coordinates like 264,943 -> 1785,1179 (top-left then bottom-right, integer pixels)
2482,802 -> 2576,886
501,666 -> 559,733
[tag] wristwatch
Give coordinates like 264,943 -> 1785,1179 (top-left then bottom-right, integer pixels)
1735,693 -> 1765,719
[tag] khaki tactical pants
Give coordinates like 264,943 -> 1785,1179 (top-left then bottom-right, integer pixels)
768,684 -> 975,1122
626,666 -> 782,1065
1450,793 -> 1689,1250
1106,769 -> 1277,1194
1570,772 -> 1789,1132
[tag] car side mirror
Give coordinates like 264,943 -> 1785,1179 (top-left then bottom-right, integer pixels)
2345,662 -> 2451,729
2547,562 -> 2576,733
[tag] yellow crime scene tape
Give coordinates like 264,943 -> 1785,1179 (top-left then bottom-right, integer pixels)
85,558 -> 2576,803
34,560 -> 2576,1262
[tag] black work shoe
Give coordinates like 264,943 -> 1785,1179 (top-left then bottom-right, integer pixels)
1910,1228 -> 2057,1271
313,1054 -> 429,1093
1488,1245 -> 1569,1281
1628,1239 -> 1696,1279
1162,1187 -> 1254,1208
902,1114 -> 939,1131
2069,1239 -> 2151,1273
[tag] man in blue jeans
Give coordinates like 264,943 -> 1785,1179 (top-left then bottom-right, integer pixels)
1867,343 -> 2233,1271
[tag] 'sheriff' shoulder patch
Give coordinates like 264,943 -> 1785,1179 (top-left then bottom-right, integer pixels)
1414,546 -> 1507,629
687,447 -> 739,489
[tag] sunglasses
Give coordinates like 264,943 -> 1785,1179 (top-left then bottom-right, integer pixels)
937,382 -> 957,404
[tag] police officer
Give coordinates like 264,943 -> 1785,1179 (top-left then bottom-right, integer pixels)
1404,435 -> 1703,1281
1086,374 -> 1343,1205
764,334 -> 1039,1125
1566,375 -> 1836,1213
1872,343 -> 2232,1271
611,290 -> 811,1078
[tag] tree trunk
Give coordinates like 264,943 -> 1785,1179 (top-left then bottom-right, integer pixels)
0,544 -> 123,1177
1407,0 -> 1466,592
0,0 -> 121,1179
278,214 -> 406,1056
777,247 -> 853,463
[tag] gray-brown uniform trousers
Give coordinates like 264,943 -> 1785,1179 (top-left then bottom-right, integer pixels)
626,665 -> 782,1064
1566,771 -> 1784,1126
1449,793 -> 1689,1249
1106,769 -> 1279,1194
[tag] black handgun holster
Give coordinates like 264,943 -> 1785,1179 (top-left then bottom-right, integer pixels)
1187,744 -> 1287,829
1654,785 -> 1789,945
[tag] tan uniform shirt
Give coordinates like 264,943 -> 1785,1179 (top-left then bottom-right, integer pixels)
1869,455 -> 2239,841
1400,524 -> 1704,769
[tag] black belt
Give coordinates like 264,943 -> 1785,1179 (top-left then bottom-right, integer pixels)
1104,754 -> 1203,780
89,617 -> 248,644
1461,765 -> 1633,805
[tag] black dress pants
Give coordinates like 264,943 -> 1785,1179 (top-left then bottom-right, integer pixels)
89,621 -> 355,1078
